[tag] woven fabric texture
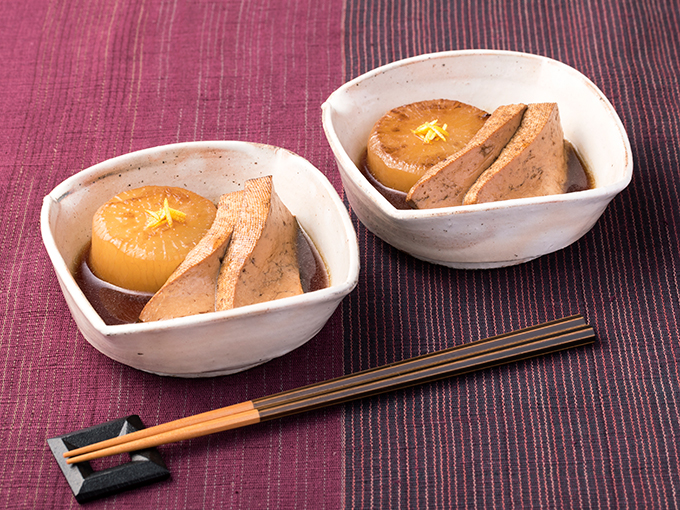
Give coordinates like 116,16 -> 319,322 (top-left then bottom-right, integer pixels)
1,0 -> 679,508
341,1 -> 680,508
1,1 -> 345,508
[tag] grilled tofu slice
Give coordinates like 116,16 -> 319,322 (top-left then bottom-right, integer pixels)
139,190 -> 243,322
407,103 -> 527,208
463,103 -> 568,205
216,176 -> 302,311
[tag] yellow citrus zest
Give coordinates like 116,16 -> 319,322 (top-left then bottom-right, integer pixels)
145,198 -> 187,229
412,119 -> 449,143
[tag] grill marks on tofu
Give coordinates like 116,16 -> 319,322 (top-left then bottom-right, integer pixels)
140,176 -> 303,322
407,104 -> 527,209
139,190 -> 244,322
463,103 -> 568,205
216,176 -> 303,311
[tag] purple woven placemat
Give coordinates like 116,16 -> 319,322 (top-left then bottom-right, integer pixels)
1,0 -> 679,508
341,0 -> 680,508
0,0 -> 345,508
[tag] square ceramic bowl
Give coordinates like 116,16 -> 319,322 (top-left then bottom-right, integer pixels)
322,50 -> 632,269
41,141 -> 359,377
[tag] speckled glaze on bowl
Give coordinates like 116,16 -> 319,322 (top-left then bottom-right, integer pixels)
41,141 -> 359,377
322,50 -> 632,269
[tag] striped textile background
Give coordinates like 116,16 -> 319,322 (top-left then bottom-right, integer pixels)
341,0 -> 680,508
0,1 -> 347,508
0,0 -> 678,508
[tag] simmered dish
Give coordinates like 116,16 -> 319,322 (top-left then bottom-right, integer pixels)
365,99 -> 591,209
139,190 -> 244,322
78,177 -> 328,324
406,103 -> 527,208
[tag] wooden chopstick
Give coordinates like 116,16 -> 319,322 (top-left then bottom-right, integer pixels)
64,315 -> 593,464
68,325 -> 594,464
64,315 -> 584,460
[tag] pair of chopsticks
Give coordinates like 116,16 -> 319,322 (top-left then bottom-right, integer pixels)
64,314 -> 594,465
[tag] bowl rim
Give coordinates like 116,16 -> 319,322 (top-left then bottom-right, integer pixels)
41,140 -> 360,336
321,49 -> 633,219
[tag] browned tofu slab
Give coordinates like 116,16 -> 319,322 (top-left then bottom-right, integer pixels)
463,103 -> 568,205
216,176 -> 303,311
406,103 -> 527,208
139,190 -> 244,322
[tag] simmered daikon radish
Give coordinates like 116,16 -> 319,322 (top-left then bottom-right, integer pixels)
90,186 -> 216,293
366,99 -> 489,192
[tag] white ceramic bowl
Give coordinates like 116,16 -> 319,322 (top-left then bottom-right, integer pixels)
41,141 -> 359,377
322,50 -> 632,269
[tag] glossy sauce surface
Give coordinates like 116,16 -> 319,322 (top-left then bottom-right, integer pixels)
75,224 -> 329,325
360,141 -> 593,210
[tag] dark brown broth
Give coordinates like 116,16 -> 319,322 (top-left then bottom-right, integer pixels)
296,227 -> 329,294
563,142 -> 593,192
75,224 -> 329,326
75,251 -> 153,325
360,141 -> 593,210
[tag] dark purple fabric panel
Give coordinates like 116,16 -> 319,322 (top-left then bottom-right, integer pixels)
342,0 -> 680,508
0,1 -> 346,508
1,0 -> 679,507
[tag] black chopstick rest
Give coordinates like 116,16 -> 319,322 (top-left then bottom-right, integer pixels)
47,415 -> 170,503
